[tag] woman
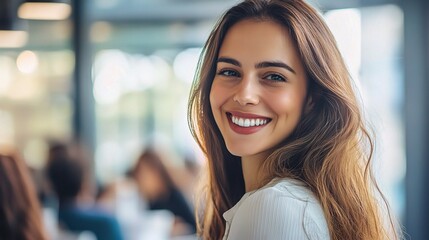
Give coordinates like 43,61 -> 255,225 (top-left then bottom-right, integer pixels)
0,148 -> 48,240
188,0 -> 400,239
132,148 -> 197,234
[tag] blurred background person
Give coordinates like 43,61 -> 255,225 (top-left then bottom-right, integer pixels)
46,143 -> 124,240
0,147 -> 48,240
47,141 -> 98,204
131,147 -> 197,236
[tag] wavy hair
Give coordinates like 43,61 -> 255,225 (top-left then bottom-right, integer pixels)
188,0 -> 400,239
0,149 -> 48,240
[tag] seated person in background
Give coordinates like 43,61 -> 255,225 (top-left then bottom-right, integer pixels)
46,148 -> 124,240
132,147 -> 197,235
0,148 -> 48,240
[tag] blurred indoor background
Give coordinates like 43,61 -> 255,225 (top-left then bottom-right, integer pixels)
0,0 -> 428,239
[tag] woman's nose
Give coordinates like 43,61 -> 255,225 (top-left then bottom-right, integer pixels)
232,76 -> 259,106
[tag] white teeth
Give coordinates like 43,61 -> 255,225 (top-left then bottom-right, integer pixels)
244,119 -> 250,127
238,118 -> 244,126
231,115 -> 269,127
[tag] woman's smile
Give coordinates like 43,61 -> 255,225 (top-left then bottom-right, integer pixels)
226,111 -> 272,134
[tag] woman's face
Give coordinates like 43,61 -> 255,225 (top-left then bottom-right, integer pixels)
210,19 -> 309,160
135,161 -> 165,198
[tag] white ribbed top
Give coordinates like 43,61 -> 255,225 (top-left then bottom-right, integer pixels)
222,178 -> 330,240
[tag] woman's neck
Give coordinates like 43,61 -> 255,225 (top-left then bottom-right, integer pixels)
241,152 -> 269,192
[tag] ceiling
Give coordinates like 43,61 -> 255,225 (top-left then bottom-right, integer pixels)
0,0 -> 400,53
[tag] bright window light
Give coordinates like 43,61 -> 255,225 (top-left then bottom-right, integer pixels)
324,9 -> 362,82
0,30 -> 28,48
173,48 -> 202,83
17,51 -> 39,74
18,2 -> 71,20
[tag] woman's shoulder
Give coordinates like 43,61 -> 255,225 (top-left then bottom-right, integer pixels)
229,178 -> 330,239
242,178 -> 316,204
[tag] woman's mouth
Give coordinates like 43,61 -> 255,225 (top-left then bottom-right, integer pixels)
226,112 -> 272,134
231,115 -> 270,127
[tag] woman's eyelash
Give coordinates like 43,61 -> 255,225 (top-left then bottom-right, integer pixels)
216,70 -> 286,82
264,73 -> 286,82
217,69 -> 240,77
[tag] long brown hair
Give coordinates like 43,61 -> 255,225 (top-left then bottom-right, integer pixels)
0,149 -> 48,240
132,147 -> 177,193
188,0 -> 399,239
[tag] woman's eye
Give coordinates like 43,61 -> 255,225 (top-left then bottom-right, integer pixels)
265,73 -> 286,82
217,69 -> 240,77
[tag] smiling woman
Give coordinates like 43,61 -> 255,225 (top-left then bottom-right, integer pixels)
210,19 -> 309,170
188,0 -> 401,240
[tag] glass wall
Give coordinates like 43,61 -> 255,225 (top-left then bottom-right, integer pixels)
0,19 -> 74,169
92,48 -> 202,182
324,4 -> 405,220
86,0 -> 224,184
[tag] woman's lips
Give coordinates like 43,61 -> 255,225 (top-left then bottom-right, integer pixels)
226,112 -> 271,134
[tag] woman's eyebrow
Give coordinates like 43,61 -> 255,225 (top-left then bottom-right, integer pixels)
255,61 -> 296,74
217,57 -> 296,75
217,57 -> 241,67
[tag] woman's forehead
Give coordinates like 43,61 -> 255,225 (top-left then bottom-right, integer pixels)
217,19 -> 304,75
